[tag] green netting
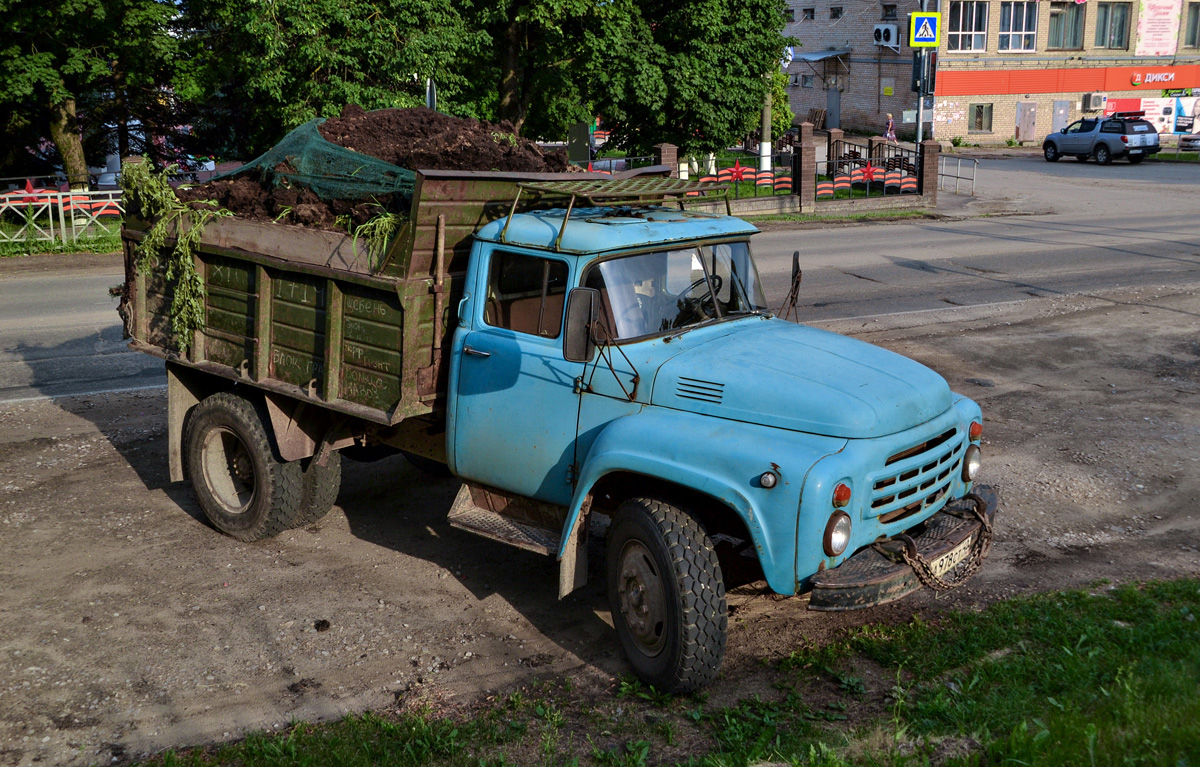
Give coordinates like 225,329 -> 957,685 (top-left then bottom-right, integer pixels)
217,119 -> 416,202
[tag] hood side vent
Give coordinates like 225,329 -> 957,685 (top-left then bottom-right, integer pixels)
676,377 -> 725,404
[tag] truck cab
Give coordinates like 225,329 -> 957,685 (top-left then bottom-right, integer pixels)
444,194 -> 992,691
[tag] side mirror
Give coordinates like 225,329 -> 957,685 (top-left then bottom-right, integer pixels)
563,288 -> 600,363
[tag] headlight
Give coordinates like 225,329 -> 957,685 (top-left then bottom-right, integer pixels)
962,444 -> 981,482
824,511 -> 852,556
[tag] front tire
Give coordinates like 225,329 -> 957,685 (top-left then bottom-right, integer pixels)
606,498 -> 727,693
185,392 -> 303,541
1096,145 -> 1113,165
1043,143 -> 1059,162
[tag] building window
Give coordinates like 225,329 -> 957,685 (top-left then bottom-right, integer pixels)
830,6 -> 843,19
1095,2 -> 1130,48
969,103 -> 994,132
1186,2 -> 1199,46
948,1 -> 989,51
882,4 -> 898,19
802,74 -> 815,87
1048,1 -> 1085,49
802,7 -> 815,20
785,8 -> 796,21
999,1 -> 1037,50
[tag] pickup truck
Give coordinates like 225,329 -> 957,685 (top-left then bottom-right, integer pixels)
1042,114 -> 1160,164
119,165 -> 998,693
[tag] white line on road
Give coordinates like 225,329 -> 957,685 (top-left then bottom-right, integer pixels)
0,383 -> 167,406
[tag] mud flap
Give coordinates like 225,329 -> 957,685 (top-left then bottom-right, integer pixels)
808,485 -> 999,611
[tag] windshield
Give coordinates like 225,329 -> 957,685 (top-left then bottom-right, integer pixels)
582,242 -> 769,340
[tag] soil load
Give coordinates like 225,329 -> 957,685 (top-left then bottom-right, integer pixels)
174,106 -> 570,229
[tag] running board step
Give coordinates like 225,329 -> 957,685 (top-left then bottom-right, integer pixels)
447,483 -> 563,556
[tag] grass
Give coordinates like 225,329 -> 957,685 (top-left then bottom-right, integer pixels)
1150,150 -> 1199,162
130,578 -> 1200,766
0,229 -> 121,257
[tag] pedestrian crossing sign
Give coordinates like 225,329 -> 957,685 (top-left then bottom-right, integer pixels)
910,12 -> 941,47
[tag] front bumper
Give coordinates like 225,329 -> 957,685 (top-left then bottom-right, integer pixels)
807,484 -> 998,611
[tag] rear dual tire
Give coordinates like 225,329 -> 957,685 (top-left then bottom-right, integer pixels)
185,392 -> 341,540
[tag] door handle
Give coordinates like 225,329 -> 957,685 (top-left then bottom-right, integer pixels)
463,345 -> 491,358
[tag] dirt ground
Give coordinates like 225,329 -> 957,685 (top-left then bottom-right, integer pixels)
2,281 -> 1199,766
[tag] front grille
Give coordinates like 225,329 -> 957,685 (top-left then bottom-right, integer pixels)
870,428 -> 964,521
675,377 -> 724,404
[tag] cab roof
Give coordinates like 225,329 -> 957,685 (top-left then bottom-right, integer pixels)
474,206 -> 759,255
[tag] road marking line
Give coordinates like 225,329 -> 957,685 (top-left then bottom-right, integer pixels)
0,383 -> 166,406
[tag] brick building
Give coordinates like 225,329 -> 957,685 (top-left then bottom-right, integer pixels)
782,0 -> 1200,143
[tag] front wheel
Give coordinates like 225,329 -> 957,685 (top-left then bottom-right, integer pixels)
185,392 -> 304,541
606,498 -> 727,693
1043,143 -> 1060,162
1095,145 -> 1113,165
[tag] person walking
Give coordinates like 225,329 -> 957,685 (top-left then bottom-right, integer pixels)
885,113 -> 897,143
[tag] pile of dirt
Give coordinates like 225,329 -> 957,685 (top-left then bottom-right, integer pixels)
175,106 -> 570,230
318,105 -> 569,173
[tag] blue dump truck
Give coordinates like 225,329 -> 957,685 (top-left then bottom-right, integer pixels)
121,168 -> 997,693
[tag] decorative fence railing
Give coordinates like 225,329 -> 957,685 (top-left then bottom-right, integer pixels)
938,156 -> 979,196
583,153 -> 798,198
0,188 -> 125,245
816,139 -> 920,200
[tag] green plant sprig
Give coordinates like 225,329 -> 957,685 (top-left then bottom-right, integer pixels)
121,158 -> 231,354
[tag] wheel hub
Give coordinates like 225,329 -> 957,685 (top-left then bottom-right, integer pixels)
616,540 -> 667,656
201,427 -> 255,515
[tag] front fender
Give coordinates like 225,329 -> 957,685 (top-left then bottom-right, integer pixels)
558,408 -> 846,595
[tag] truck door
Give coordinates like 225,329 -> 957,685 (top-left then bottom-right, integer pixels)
450,248 -> 582,506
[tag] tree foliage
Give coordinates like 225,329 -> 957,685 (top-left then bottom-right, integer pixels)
584,0 -> 792,155
0,0 -> 792,177
178,0 -> 485,159
0,0 -> 179,182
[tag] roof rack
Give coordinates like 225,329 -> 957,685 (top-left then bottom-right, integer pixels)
500,176 -> 732,250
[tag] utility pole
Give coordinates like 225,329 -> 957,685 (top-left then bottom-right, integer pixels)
915,0 -> 927,145
759,90 -> 773,173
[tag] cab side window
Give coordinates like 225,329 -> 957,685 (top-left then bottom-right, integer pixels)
484,251 -> 569,338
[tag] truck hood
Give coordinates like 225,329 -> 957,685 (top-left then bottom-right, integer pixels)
650,319 -> 952,438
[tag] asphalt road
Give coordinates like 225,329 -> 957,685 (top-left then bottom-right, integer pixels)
1,154 -> 1196,402
0,264 -> 163,403
752,154 -> 1200,321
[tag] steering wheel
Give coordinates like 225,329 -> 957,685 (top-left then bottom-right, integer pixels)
677,274 -> 723,322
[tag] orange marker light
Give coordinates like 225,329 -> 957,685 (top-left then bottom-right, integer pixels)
832,483 -> 852,507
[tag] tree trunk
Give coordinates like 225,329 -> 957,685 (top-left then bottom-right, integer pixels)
497,21 -> 526,135
48,97 -> 89,191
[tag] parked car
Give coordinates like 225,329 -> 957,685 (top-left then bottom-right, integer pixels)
1042,114 -> 1160,165
1180,132 -> 1200,152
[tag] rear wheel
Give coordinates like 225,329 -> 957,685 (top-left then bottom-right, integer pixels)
185,392 -> 303,541
1096,145 -> 1113,165
1042,143 -> 1060,162
606,497 -> 727,693
292,452 -> 343,528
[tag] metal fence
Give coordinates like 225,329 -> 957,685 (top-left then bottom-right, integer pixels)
688,154 -> 797,198
0,188 -> 125,245
816,139 -> 920,200
938,156 -> 979,196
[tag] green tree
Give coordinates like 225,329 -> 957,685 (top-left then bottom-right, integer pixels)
0,0 -> 179,184
584,0 -> 792,155
179,0 -> 485,159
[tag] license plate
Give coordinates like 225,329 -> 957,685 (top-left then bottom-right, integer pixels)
1129,149 -> 1143,155
930,536 -> 973,578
